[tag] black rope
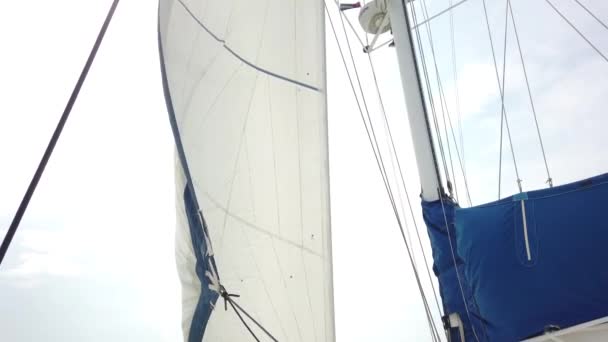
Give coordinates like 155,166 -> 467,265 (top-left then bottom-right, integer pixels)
227,299 -> 261,342
229,298 -> 279,342
220,286 -> 279,342
0,0 -> 120,267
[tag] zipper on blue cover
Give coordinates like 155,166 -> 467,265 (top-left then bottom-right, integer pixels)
520,200 -> 531,261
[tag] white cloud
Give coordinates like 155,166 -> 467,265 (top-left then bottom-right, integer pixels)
444,63 -> 499,121
0,0 -> 183,341
4,251 -> 80,278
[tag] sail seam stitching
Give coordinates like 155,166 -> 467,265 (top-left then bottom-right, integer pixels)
201,188 -> 324,257
177,0 -> 321,92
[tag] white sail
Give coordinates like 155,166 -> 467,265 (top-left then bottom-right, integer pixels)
159,0 -> 335,341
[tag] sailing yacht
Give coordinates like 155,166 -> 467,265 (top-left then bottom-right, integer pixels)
158,0 -> 608,341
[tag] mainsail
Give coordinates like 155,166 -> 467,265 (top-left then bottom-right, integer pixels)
158,0 -> 335,341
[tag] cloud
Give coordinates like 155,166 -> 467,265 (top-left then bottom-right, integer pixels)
448,49 -> 608,205
5,251 -> 80,278
443,63 -> 500,121
1,228 -> 83,280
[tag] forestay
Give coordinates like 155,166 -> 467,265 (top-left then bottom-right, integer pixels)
158,0 -> 335,341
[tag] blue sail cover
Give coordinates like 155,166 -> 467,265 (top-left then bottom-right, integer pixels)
452,173 -> 608,341
422,199 -> 488,342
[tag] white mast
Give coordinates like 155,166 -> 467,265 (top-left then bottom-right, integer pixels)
387,0 -> 442,201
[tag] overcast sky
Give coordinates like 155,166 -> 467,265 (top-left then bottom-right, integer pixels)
1,0 -> 608,341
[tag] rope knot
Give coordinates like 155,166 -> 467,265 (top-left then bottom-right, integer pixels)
219,285 -> 240,311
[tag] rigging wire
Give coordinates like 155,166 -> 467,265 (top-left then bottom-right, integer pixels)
572,0 -> 608,32
408,3 -> 453,198
344,0 -> 445,324
411,0 -> 471,30
544,0 -> 608,63
364,15 -> 444,322
408,2 -> 484,341
337,6 -> 394,199
448,0 -> 467,191
332,0 -> 366,48
333,4 -> 398,216
328,4 -> 406,257
497,0 -> 511,198
412,2 -> 471,205
327,2 -> 399,241
333,4 -> 442,335
366,38 -> 395,53
335,1 -> 423,250
364,20 -> 417,263
508,1 -> 553,187
480,0 -> 522,197
418,0 -> 459,203
0,0 -> 121,267
325,3 -> 442,340
412,3 -> 471,205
